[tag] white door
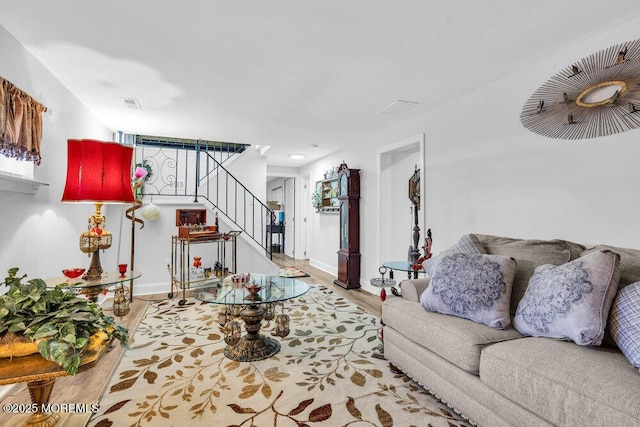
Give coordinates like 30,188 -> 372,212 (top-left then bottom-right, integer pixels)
284,178 -> 295,257
301,176 -> 310,259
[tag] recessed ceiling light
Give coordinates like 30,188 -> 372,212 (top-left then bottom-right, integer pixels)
289,153 -> 305,160
376,100 -> 418,115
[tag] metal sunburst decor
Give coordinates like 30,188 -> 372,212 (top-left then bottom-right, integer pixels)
521,38 -> 640,140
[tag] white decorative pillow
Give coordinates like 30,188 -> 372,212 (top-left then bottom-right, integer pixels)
421,252 -> 517,329
513,250 -> 620,346
422,234 -> 487,276
609,282 -> 640,372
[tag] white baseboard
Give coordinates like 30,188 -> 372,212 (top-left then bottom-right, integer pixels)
308,258 -> 337,276
131,281 -> 171,297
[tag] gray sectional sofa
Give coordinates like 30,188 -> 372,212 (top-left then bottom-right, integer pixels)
382,234 -> 640,426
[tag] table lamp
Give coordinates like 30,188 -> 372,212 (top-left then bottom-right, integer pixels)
62,139 -> 135,280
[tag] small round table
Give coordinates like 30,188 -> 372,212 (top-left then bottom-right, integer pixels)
195,274 -> 309,362
370,267 -> 397,359
45,271 -> 142,303
381,261 -> 426,280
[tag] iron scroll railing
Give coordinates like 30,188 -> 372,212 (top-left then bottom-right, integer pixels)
131,138 -> 275,258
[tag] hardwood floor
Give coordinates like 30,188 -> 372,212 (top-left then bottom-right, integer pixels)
0,255 -> 381,426
270,253 -> 382,316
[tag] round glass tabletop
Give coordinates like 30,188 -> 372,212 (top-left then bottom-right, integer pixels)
381,261 -> 425,273
195,273 -> 310,305
46,270 -> 142,289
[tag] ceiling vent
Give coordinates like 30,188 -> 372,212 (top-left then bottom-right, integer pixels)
121,97 -> 142,110
376,100 -> 419,115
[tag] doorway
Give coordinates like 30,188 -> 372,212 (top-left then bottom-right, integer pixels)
267,173 -> 311,261
377,134 -> 425,266
283,177 -> 295,258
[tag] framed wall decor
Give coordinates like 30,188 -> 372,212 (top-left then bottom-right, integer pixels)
408,165 -> 420,207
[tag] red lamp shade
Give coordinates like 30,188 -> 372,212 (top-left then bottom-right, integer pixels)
62,139 -> 135,203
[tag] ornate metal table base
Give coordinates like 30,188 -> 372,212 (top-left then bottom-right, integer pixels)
25,378 -> 60,427
223,303 -> 280,362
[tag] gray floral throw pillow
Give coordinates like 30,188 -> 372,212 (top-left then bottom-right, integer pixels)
420,252 -> 517,329
513,250 -> 620,346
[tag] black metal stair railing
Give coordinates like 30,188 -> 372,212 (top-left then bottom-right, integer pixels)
196,147 -> 274,257
129,136 -> 274,258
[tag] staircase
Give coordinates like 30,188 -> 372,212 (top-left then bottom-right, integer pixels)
122,133 -> 276,258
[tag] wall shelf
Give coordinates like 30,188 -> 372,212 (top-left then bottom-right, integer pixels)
314,177 -> 340,214
0,174 -> 49,195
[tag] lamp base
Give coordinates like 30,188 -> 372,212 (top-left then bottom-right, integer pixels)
83,250 -> 103,281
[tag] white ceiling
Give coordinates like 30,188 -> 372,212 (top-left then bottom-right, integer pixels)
2,1 -> 640,167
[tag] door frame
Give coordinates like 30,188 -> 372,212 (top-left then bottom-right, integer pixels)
376,133 -> 425,268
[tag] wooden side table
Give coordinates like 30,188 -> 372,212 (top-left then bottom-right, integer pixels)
266,224 -> 285,253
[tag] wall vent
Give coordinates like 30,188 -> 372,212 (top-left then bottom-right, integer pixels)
376,100 -> 418,115
121,97 -> 142,110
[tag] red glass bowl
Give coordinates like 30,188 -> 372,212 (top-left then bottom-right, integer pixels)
62,268 -> 85,279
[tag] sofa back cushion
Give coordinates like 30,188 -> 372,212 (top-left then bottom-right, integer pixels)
474,234 -> 586,315
583,244 -> 640,348
422,233 -> 486,276
583,245 -> 640,290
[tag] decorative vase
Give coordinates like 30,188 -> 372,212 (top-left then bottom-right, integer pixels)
191,257 -> 204,279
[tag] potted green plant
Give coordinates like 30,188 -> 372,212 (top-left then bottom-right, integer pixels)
311,190 -> 321,209
0,268 -> 129,375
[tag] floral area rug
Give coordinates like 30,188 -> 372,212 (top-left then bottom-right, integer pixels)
88,285 -> 471,426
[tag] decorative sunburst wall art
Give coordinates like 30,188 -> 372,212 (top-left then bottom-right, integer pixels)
521,38 -> 640,140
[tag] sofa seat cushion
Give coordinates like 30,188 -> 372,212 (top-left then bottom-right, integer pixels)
382,297 -> 522,374
480,337 -> 640,426
475,234 -> 586,315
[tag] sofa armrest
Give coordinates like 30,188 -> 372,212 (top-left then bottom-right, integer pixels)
398,278 -> 430,302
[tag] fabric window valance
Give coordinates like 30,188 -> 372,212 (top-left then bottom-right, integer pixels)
0,76 -> 46,165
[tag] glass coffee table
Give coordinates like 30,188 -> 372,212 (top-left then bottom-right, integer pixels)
195,274 -> 309,362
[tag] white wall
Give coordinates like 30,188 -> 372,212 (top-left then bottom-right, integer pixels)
0,26 -> 113,281
304,16 -> 640,295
